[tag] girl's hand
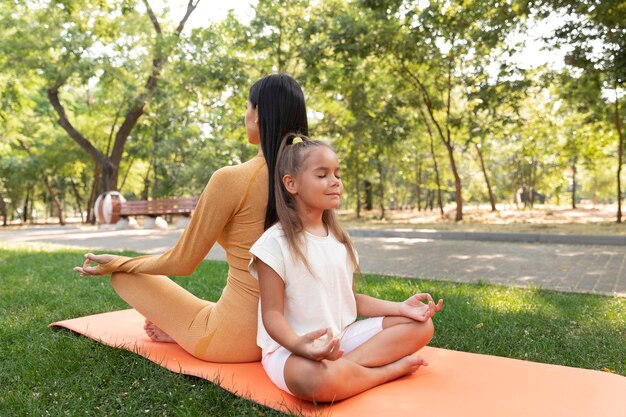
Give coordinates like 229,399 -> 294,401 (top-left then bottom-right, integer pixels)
399,293 -> 444,322
73,253 -> 116,276
291,328 -> 344,362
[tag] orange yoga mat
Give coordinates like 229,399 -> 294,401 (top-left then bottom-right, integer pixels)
51,309 -> 626,417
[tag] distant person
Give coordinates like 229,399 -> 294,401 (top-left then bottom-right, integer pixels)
74,74 -> 308,362
249,134 -> 443,401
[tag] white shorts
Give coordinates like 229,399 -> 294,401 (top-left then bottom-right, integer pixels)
261,317 -> 384,395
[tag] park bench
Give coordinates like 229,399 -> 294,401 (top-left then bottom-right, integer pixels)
119,197 -> 199,229
120,197 -> 198,218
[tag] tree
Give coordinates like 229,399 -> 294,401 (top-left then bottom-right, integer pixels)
538,0 -> 626,220
248,0 -> 311,74
362,0 -> 531,220
297,0 -> 379,217
5,0 -> 200,201
465,69 -> 531,211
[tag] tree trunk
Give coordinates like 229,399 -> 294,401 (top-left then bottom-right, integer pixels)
141,159 -> 152,201
23,186 -> 30,223
427,189 -> 434,210
475,142 -> 496,211
416,157 -> 422,211
69,178 -> 85,222
518,167 -> 524,209
444,54 -> 462,221
29,193 -> 34,223
445,144 -> 463,220
0,191 -> 7,226
399,55 -> 463,220
571,156 -> 577,209
355,153 -> 362,219
101,160 -> 119,193
615,89 -> 624,223
529,160 -> 538,208
42,176 -> 66,225
119,156 -> 134,193
86,165 -> 100,224
417,104 -> 444,218
355,174 -> 361,218
431,137 -> 444,218
377,161 -> 385,220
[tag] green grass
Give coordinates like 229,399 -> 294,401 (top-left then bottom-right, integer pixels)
1,243 -> 625,416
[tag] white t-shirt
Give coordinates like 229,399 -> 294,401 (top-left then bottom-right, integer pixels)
249,223 -> 358,355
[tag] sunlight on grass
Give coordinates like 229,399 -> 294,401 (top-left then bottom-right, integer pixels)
1,242 -> 624,416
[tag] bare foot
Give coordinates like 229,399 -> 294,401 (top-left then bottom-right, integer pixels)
143,319 -> 175,343
382,355 -> 428,383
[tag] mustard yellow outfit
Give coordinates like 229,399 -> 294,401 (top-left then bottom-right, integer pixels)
97,155 -> 267,362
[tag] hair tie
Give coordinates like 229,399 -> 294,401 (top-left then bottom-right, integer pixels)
283,133 -> 309,146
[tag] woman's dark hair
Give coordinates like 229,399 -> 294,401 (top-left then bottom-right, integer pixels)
249,74 -> 308,229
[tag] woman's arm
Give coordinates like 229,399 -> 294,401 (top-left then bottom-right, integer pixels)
257,260 -> 343,362
355,291 -> 443,322
76,167 -> 241,277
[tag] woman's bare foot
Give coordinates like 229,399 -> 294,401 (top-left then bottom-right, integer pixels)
143,319 -> 175,343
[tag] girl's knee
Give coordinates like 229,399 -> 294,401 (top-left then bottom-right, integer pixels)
421,318 -> 435,343
386,315 -> 434,333
402,318 -> 435,348
286,362 -> 337,401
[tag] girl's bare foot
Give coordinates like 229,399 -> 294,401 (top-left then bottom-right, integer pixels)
383,355 -> 428,383
143,319 -> 175,343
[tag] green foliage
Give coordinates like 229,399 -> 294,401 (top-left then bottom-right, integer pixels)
1,0 -> 625,223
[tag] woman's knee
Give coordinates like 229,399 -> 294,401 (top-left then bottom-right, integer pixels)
109,271 -> 139,294
109,271 -> 127,290
109,271 -> 122,284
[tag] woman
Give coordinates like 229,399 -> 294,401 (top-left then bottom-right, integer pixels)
74,74 -> 309,363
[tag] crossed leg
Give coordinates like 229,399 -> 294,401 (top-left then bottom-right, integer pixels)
283,317 -> 435,402
109,271 -> 261,362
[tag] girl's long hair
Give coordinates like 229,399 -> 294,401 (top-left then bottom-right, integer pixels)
248,74 -> 308,230
274,134 -> 360,275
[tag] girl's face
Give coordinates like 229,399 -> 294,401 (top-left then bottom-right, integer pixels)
245,100 -> 260,145
286,146 -> 343,212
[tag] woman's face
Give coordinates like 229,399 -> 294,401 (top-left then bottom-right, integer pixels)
245,100 -> 260,145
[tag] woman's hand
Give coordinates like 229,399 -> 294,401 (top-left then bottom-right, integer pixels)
291,328 -> 344,362
73,253 -> 116,276
399,293 -> 444,322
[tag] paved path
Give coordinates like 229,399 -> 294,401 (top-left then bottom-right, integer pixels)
1,226 -> 624,297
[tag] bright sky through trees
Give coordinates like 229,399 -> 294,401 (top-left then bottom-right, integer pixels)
159,0 -> 256,28
166,0 -> 566,71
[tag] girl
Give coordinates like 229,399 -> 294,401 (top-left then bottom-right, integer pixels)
249,135 -> 443,402
73,74 -> 308,363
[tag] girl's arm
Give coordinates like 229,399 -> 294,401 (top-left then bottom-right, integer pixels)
257,260 -> 343,362
355,291 -> 443,322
